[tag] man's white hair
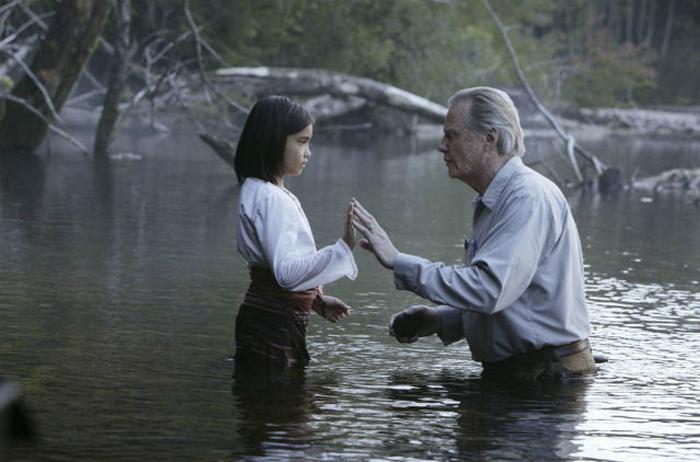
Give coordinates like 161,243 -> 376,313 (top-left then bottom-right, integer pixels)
448,87 -> 525,157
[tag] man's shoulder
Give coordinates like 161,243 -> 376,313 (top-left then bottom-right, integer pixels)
508,163 -> 566,205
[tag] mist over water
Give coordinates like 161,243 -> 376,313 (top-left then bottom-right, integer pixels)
1,127 -> 699,461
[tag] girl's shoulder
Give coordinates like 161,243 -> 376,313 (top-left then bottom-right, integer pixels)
240,178 -> 295,213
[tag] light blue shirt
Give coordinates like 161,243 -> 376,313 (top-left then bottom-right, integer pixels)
393,156 -> 590,363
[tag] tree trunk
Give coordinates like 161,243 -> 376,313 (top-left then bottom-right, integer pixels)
213,67 -> 448,123
626,0 -> 635,43
660,0 -> 675,60
644,0 -> 656,46
94,0 -> 131,158
0,0 -> 111,153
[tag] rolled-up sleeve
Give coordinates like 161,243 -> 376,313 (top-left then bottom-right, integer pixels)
393,194 -> 550,315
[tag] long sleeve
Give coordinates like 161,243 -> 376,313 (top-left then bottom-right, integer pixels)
393,193 -> 552,314
253,188 -> 357,291
435,305 -> 465,346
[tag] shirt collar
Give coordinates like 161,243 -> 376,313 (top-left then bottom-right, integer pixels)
473,156 -> 523,209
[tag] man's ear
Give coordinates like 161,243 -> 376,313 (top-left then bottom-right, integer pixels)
485,128 -> 498,146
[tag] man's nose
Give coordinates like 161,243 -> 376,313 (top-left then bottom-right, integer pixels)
438,141 -> 447,153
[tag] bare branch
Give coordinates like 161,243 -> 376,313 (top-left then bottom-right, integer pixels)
0,92 -> 88,155
0,0 -> 22,17
183,0 -> 247,114
66,89 -> 105,106
18,2 -> 48,30
482,0 -> 605,179
0,42 -> 32,77
183,0 -> 211,103
166,71 -> 206,133
0,48 -> 62,121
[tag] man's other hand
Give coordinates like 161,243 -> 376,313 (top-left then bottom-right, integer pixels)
389,305 -> 440,343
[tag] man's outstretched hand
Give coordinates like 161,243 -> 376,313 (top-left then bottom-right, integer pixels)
389,305 -> 440,343
351,198 -> 399,270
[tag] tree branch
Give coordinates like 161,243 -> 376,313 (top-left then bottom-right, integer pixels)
0,47 -> 62,121
482,0 -> 605,179
183,0 -> 247,114
0,92 -> 87,155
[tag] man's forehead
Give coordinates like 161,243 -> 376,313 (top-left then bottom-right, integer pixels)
444,104 -> 469,130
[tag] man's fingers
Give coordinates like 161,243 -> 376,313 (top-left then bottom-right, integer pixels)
353,205 -> 375,226
351,199 -> 376,224
351,209 -> 372,229
352,220 -> 372,239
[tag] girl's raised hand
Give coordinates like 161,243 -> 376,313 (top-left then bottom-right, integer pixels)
342,201 -> 356,249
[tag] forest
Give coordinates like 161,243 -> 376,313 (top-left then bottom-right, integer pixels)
0,0 -> 698,159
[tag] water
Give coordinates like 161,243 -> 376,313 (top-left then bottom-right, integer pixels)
1,128 -> 699,461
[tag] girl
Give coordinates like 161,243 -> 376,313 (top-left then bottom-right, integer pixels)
233,95 -> 357,369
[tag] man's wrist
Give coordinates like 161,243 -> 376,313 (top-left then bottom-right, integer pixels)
387,248 -> 399,269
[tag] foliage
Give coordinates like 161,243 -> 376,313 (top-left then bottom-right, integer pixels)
183,0 -> 699,108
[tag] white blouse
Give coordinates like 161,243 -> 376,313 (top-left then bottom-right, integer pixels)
236,178 -> 358,292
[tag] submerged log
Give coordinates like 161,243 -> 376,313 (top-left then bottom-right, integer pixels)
212,66 -> 447,123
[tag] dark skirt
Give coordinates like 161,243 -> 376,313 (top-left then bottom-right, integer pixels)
234,267 -> 319,369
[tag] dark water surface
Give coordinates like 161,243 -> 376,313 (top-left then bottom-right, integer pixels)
1,129 -> 699,461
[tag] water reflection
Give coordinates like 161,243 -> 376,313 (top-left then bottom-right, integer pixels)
0,151 -> 46,221
386,371 -> 591,461
1,130 -> 699,461
231,367 -> 315,459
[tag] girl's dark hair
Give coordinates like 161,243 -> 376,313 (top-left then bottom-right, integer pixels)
234,95 -> 314,183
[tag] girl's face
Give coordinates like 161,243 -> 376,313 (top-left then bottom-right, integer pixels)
281,124 -> 313,179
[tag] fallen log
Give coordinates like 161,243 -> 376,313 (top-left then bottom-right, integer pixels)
199,132 -> 235,170
212,66 -> 447,123
566,108 -> 700,136
632,168 -> 700,192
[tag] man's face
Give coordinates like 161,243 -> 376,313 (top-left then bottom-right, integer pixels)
438,105 -> 486,183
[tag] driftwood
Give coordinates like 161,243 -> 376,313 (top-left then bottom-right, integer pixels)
304,94 -> 367,122
199,132 -> 236,169
212,66 -> 448,123
632,168 -> 700,193
567,108 -> 700,136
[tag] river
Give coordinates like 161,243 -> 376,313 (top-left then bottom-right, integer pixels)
1,127 -> 699,461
